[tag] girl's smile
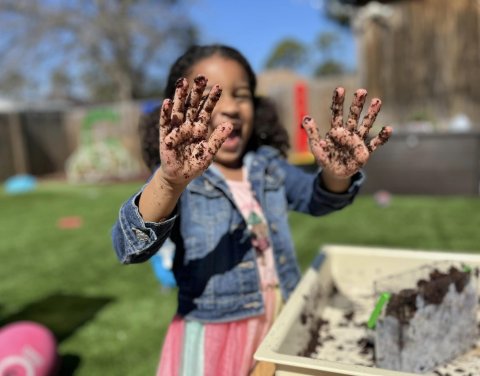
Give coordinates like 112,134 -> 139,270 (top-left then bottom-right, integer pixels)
222,126 -> 242,151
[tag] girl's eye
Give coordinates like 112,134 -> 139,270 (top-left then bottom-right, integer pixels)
235,91 -> 252,100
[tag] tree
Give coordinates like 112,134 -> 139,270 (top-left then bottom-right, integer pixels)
264,38 -> 308,70
324,0 -> 361,26
316,32 -> 339,52
48,68 -> 72,101
0,69 -> 27,100
313,59 -> 344,77
0,0 -> 198,101
313,32 -> 344,77
265,32 -> 344,77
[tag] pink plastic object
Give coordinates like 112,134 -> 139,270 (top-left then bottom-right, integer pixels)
0,321 -> 58,376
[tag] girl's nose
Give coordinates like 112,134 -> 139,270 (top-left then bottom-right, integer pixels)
216,94 -> 239,117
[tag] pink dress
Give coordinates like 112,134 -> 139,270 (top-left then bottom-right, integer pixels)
156,176 -> 283,376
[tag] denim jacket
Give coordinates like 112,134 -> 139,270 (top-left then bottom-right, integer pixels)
111,146 -> 364,323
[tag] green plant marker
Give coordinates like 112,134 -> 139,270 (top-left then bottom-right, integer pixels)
367,292 -> 391,329
463,265 -> 472,273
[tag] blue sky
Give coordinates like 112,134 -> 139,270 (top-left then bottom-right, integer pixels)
0,0 -> 357,100
186,0 -> 357,74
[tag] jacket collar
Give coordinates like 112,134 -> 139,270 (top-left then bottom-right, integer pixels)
186,145 -> 281,196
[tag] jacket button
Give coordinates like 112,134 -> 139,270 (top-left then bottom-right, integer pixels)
270,223 -> 278,233
243,301 -> 261,309
132,228 -> 149,242
230,223 -> 247,234
239,261 -> 255,269
279,255 -> 287,265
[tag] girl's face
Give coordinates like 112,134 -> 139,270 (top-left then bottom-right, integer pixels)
186,55 -> 254,168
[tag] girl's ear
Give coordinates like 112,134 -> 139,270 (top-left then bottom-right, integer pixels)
252,96 -> 290,157
138,105 -> 162,171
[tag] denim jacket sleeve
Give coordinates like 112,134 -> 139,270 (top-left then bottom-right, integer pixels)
279,158 -> 365,216
111,182 -> 177,264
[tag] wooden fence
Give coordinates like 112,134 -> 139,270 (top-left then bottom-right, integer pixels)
1,107 -> 479,195
360,132 -> 480,195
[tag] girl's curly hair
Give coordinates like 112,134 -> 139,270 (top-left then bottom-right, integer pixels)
139,44 -> 290,171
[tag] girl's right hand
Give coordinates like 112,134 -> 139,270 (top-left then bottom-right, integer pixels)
158,75 -> 233,187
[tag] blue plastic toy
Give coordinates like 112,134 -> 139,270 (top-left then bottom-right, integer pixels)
150,238 -> 177,288
4,174 -> 37,195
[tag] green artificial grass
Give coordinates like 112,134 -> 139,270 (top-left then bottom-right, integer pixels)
290,194 -> 480,269
1,181 -> 479,375
0,181 -> 174,376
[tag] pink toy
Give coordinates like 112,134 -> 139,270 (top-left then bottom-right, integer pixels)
0,321 -> 58,376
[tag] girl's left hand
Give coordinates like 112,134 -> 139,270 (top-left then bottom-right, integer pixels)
302,87 -> 393,178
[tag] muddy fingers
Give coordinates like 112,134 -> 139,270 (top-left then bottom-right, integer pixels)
330,87 -> 345,129
159,99 -> 173,143
185,75 -> 207,123
358,98 -> 382,139
207,121 -> 233,156
171,78 -> 189,127
346,89 -> 367,132
193,84 -> 222,139
368,126 -> 393,153
302,116 -> 328,165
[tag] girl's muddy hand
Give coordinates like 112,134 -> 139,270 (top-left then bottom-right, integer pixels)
158,75 -> 233,185
302,87 -> 393,178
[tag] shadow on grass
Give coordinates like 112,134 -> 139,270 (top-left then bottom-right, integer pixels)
57,353 -> 82,376
0,293 -> 113,375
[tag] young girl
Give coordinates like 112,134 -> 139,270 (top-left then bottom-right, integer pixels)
112,44 -> 392,375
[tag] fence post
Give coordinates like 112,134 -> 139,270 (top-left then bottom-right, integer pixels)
8,112 -> 29,175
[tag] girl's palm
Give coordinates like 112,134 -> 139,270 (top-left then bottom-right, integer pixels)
159,76 -> 233,185
303,87 -> 392,178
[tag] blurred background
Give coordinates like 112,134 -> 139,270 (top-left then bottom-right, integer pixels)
1,0 -> 480,375
2,0 -> 480,194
